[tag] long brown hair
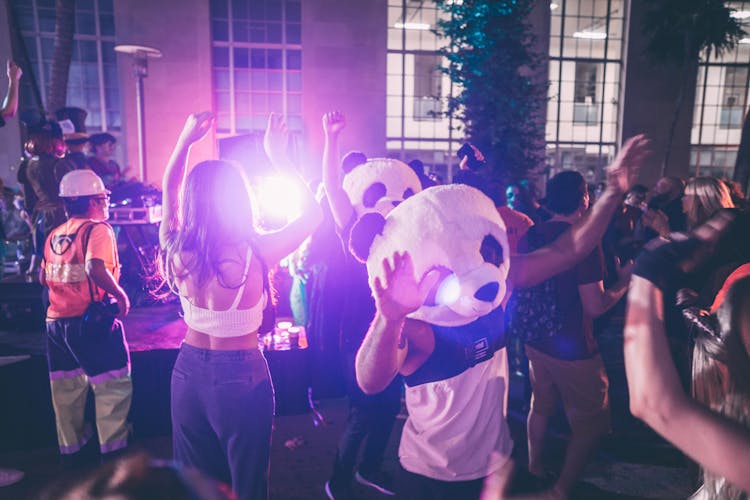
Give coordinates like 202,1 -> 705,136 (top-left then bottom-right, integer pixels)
161,159 -> 260,291
691,275 -> 750,499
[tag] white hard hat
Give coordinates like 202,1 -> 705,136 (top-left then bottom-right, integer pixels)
59,169 -> 110,197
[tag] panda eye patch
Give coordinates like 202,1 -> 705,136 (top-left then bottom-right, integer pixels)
480,234 -> 504,267
363,182 -> 387,208
403,188 -> 415,199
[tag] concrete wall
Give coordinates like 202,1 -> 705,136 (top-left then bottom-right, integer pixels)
301,0 -> 387,177
114,0 -> 215,187
620,0 -> 696,189
0,1 -> 24,190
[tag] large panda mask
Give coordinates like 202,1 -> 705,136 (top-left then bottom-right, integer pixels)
342,157 -> 422,219
350,184 -> 510,327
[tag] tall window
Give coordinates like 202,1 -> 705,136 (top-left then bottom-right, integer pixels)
691,1 -> 750,178
210,0 -> 302,135
387,0 -> 460,181
11,0 -> 120,131
547,0 -> 625,183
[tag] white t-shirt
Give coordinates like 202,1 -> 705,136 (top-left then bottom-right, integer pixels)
399,348 -> 513,481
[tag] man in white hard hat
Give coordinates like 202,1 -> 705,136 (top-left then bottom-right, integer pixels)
40,169 -> 132,464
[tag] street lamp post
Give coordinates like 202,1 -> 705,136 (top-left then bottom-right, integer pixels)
114,44 -> 162,183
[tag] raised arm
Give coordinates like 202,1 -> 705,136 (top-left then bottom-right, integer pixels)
1,60 -> 22,120
321,111 -> 354,229
355,252 -> 438,394
159,112 -> 214,247
255,113 -> 323,264
511,134 -> 650,288
624,213 -> 750,492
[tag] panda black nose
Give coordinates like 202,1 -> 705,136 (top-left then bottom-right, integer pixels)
474,282 -> 499,302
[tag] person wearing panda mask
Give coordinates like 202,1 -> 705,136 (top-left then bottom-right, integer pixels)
354,135 -> 650,500
322,111 -> 423,499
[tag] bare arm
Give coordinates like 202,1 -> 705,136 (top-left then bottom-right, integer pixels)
625,276 -> 750,491
321,111 -> 354,229
1,61 -> 21,120
579,260 -> 632,317
159,112 -> 214,247
355,251 -> 439,394
86,259 -> 130,318
510,134 -> 650,288
254,114 -> 323,264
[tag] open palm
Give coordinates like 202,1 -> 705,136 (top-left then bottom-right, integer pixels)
374,252 -> 438,321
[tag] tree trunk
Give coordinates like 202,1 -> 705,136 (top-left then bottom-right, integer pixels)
733,109 -> 750,197
46,0 -> 76,117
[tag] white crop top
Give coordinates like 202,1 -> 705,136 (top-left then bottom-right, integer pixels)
179,247 -> 267,337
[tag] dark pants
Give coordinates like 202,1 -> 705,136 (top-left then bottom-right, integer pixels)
46,317 -> 132,455
396,465 -> 484,500
171,344 -> 274,500
330,350 -> 401,485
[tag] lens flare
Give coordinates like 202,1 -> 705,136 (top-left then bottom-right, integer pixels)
253,176 -> 304,224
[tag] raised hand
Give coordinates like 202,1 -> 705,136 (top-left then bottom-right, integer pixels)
178,111 -> 213,147
373,251 -> 439,321
322,111 -> 346,137
263,112 -> 289,166
6,60 -> 21,81
606,134 -> 650,194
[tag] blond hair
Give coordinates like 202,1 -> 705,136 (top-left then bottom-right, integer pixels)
684,177 -> 734,229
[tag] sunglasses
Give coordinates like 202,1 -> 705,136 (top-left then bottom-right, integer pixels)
93,195 -> 111,204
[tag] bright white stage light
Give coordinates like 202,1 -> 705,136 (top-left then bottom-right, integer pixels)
254,175 -> 304,223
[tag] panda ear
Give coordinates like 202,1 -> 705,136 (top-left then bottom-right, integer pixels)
349,212 -> 386,263
341,151 -> 368,174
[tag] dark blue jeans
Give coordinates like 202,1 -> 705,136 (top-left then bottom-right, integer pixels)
171,344 -> 274,500
330,350 -> 401,485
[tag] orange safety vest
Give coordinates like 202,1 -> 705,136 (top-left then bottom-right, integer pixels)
43,218 -> 120,319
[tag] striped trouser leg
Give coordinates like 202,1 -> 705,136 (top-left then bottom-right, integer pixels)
91,374 -> 132,454
49,373 -> 93,454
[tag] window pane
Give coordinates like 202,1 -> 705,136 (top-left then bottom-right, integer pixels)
100,14 -> 115,36
214,69 -> 230,89
287,72 -> 301,91
286,23 -> 301,44
213,47 -> 230,67
76,12 -> 97,35
267,49 -> 282,69
213,20 -> 229,41
235,70 -> 250,89
211,0 -> 229,18
287,50 -> 301,70
267,23 -> 282,43
234,47 -> 249,68
287,1 -> 301,22
251,71 -> 268,90
251,49 -> 266,68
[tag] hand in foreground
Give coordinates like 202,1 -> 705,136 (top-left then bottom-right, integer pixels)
178,112 -> 213,147
322,111 -> 345,137
7,60 -> 21,81
374,251 -> 439,321
606,134 -> 650,194
263,112 -> 289,165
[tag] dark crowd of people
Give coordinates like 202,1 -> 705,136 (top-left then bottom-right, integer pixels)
1,59 -> 750,500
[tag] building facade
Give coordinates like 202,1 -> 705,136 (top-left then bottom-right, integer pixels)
1,0 -> 748,191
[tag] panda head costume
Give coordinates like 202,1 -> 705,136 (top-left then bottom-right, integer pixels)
350,184 -> 510,327
341,154 -> 422,220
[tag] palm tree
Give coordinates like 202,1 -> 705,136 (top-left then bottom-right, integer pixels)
642,0 -> 744,176
46,0 -> 76,117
